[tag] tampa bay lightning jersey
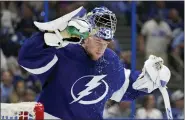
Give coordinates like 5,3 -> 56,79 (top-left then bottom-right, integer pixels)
18,32 -> 147,120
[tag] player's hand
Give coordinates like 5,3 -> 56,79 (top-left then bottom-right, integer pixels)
132,55 -> 171,93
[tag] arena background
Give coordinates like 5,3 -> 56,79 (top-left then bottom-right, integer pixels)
0,1 -> 184,119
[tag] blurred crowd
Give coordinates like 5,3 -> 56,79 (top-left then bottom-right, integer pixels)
0,1 -> 184,119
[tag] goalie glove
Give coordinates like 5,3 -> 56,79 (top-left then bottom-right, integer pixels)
132,55 -> 171,93
132,55 -> 173,119
34,6 -> 90,48
43,18 -> 90,48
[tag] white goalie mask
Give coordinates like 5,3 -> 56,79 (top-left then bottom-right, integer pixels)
86,6 -> 117,33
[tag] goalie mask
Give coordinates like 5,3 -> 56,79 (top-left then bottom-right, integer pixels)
87,6 -> 117,40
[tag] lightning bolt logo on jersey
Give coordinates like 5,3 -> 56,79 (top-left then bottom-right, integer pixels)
70,75 -> 109,105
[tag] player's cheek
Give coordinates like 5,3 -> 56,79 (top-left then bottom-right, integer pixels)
90,46 -> 97,55
101,45 -> 107,53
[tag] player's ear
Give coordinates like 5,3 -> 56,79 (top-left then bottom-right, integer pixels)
107,40 -> 111,44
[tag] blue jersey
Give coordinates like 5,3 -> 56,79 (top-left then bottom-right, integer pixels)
18,32 -> 147,119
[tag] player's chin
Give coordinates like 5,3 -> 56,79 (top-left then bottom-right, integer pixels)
92,54 -> 103,61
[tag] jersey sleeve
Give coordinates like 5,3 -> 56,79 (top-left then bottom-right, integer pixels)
109,56 -> 149,102
121,70 -> 149,101
109,54 -> 129,102
18,32 -> 58,86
